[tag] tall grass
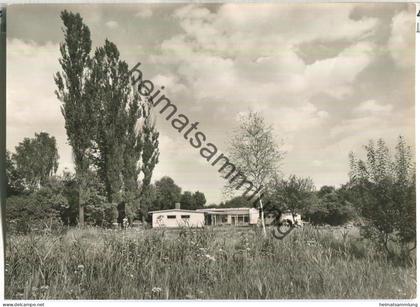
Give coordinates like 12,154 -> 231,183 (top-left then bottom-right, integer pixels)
5,226 -> 416,299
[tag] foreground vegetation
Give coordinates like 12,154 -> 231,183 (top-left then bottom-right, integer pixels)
5,226 -> 416,299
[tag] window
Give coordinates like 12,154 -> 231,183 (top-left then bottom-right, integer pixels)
167,215 -> 176,219
181,215 -> 190,219
244,216 -> 249,223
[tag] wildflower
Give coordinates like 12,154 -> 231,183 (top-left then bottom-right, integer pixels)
129,274 -> 134,279
185,294 -> 196,299
40,285 -> 49,291
199,247 -> 206,252
205,254 -> 216,261
152,287 -> 162,293
77,264 -> 85,271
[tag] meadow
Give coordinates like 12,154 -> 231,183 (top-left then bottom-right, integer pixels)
5,225 -> 416,299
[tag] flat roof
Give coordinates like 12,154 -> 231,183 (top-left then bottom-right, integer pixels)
149,207 -> 258,215
148,209 -> 202,214
197,207 -> 256,212
197,207 -> 258,215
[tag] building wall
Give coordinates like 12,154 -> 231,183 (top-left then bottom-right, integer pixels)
249,208 -> 259,225
152,211 -> 205,228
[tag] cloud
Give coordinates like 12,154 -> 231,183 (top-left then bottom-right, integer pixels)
105,20 -> 119,29
135,8 -> 153,18
273,103 -> 329,133
354,99 -> 393,114
388,9 -> 414,69
7,38 -> 74,171
7,3 -> 414,204
303,41 -> 374,99
155,3 -> 376,116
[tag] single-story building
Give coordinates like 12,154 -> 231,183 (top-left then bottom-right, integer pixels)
149,203 -> 260,228
149,208 -> 205,228
197,207 -> 259,226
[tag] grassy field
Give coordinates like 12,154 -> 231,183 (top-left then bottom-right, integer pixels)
5,225 -> 416,299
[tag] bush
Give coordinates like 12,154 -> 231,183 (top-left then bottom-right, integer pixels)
85,202 -> 118,227
6,191 -> 64,234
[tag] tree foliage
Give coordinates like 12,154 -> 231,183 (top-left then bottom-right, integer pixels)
180,190 -> 206,210
306,186 -> 356,225
6,150 -> 25,196
6,178 -> 66,234
55,10 -> 159,226
55,10 -> 94,225
12,132 -> 59,191
89,40 -> 132,204
227,111 -> 285,194
349,136 -> 415,257
267,175 -> 316,216
152,177 -> 182,210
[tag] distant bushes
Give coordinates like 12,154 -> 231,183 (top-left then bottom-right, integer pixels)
304,186 -> 356,226
6,175 -> 118,234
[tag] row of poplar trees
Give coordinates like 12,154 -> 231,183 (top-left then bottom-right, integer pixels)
54,11 -> 159,226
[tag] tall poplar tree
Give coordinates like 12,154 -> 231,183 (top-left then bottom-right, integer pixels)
56,11 -> 160,226
90,39 -> 130,204
54,10 -> 94,226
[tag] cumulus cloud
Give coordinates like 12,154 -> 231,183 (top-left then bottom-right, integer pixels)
105,20 -> 119,29
354,99 -> 393,114
388,9 -> 414,69
7,38 -> 73,171
135,8 -> 153,18
7,3 -> 414,203
155,3 -> 377,116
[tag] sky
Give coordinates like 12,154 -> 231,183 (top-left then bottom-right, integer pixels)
6,3 -> 415,204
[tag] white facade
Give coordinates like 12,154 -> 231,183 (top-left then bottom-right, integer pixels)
150,209 -> 205,228
197,208 -> 259,226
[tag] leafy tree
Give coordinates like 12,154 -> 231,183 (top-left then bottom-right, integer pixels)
349,136 -> 415,258
153,177 -> 182,210
192,191 -> 206,209
267,175 -> 316,220
180,191 -> 194,209
139,115 -> 159,194
220,196 -> 252,208
55,10 -> 160,227
316,187 -> 355,226
138,185 -> 156,222
60,171 -> 79,226
6,177 -> 67,234
12,132 -> 59,191
318,185 -> 335,198
124,104 -> 159,221
55,10 -> 94,226
227,111 -> 285,235
90,40 -> 160,225
89,39 -> 130,204
6,150 -> 25,196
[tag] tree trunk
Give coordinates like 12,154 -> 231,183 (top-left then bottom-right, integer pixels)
258,193 -> 267,237
79,204 -> 84,227
78,186 -> 84,227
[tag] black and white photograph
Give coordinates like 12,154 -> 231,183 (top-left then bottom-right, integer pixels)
0,2 -> 417,304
